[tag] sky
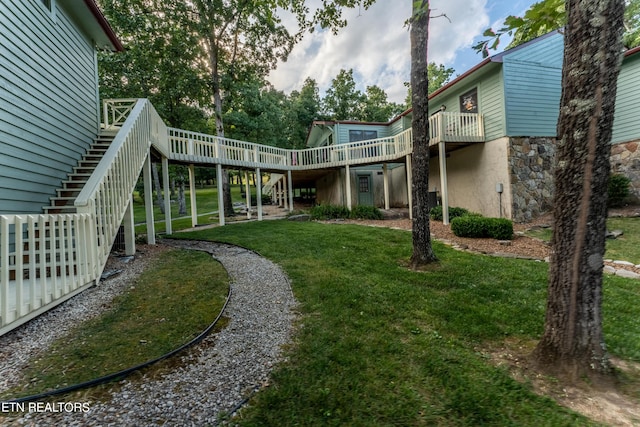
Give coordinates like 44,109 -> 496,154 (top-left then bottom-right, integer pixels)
267,0 -> 538,104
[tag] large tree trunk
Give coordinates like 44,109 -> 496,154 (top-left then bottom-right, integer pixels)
532,0 -> 625,382
409,2 -> 437,269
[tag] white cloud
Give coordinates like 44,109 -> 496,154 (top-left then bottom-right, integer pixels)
268,0 -> 491,104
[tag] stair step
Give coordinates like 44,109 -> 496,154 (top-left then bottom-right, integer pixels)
49,197 -> 76,206
73,166 -> 96,175
43,206 -> 77,214
56,188 -> 81,198
61,180 -> 88,189
42,132 -> 115,215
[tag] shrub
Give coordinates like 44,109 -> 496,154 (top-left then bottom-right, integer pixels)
310,204 -> 350,220
485,218 -> 514,240
429,205 -> 470,222
350,206 -> 384,220
608,173 -> 631,208
451,216 -> 513,240
310,205 -> 384,220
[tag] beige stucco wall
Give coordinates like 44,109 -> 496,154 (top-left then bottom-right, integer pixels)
428,138 -> 512,219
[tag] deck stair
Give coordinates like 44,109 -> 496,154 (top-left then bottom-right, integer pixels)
43,132 -> 116,214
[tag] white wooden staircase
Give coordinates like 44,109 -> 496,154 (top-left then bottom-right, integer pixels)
44,132 -> 117,214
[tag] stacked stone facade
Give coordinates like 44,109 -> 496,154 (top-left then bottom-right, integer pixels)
610,140 -> 640,203
508,137 -> 639,223
508,137 -> 556,222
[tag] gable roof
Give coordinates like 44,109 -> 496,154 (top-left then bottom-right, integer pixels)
58,0 -> 123,52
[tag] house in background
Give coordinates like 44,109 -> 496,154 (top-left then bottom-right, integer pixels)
305,115 -> 413,209
305,30 -> 640,222
1,0 -> 123,214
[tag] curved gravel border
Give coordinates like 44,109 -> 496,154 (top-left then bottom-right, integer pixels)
1,241 -> 297,426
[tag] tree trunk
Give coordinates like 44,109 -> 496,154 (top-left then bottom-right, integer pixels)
532,0 -> 625,382
177,175 -> 187,216
409,2 -> 437,269
151,162 -> 164,214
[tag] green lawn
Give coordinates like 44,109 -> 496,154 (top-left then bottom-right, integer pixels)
525,216 -> 640,264
173,220 -> 640,426
0,249 -> 230,400
132,184 -> 257,234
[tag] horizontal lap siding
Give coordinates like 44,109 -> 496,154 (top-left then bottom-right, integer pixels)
503,33 -> 563,137
429,66 -> 506,141
0,0 -> 99,214
479,70 -> 505,141
611,54 -> 640,144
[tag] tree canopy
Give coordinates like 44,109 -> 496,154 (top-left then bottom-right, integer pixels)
474,0 -> 640,56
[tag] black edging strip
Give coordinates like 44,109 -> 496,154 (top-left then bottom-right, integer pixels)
6,247 -> 233,404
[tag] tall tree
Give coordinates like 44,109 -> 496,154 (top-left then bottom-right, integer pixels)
404,62 -> 456,108
532,0 -> 626,381
323,68 -> 365,120
284,78 -> 324,148
97,0 -> 210,128
189,0 -> 297,216
360,85 -> 404,122
409,1 -> 438,268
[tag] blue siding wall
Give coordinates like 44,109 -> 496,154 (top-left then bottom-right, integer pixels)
0,0 -> 100,214
502,33 -> 563,137
612,52 -> 640,144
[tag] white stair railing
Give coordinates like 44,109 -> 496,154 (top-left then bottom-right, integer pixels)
1,99 -> 166,336
75,99 -> 166,273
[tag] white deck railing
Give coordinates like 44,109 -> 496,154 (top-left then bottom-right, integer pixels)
0,213 -> 95,334
1,99 -> 483,336
167,127 -> 414,170
429,111 -> 485,145
0,99 -> 166,336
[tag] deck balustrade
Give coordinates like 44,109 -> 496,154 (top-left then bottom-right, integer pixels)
1,99 -> 483,336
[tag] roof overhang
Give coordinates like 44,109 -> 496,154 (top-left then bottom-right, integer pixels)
58,0 -> 123,52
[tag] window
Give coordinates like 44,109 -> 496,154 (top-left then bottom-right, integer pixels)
349,130 -> 378,142
358,176 -> 370,193
459,88 -> 478,113
41,0 -> 52,10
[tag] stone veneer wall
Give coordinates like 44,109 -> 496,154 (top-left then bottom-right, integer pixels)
509,137 -> 556,223
610,140 -> 640,203
509,137 -> 640,223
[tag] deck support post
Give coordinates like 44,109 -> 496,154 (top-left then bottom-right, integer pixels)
256,168 -> 263,220
345,164 -> 352,210
283,175 -> 289,210
245,170 -> 251,219
439,141 -> 450,225
216,163 -> 225,226
123,196 -> 136,255
383,163 -> 390,210
188,164 -> 198,228
162,156 -> 172,235
288,170 -> 294,212
406,154 -> 413,220
143,155 -> 156,245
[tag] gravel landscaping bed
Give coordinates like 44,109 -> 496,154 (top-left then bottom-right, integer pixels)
0,241 -> 297,426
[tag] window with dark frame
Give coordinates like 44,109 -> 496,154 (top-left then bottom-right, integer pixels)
459,88 -> 478,113
348,129 -> 378,142
358,176 -> 370,193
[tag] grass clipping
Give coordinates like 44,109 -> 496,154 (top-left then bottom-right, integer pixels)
3,248 -> 229,399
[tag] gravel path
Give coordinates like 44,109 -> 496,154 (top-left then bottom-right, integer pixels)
0,241 -> 297,426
